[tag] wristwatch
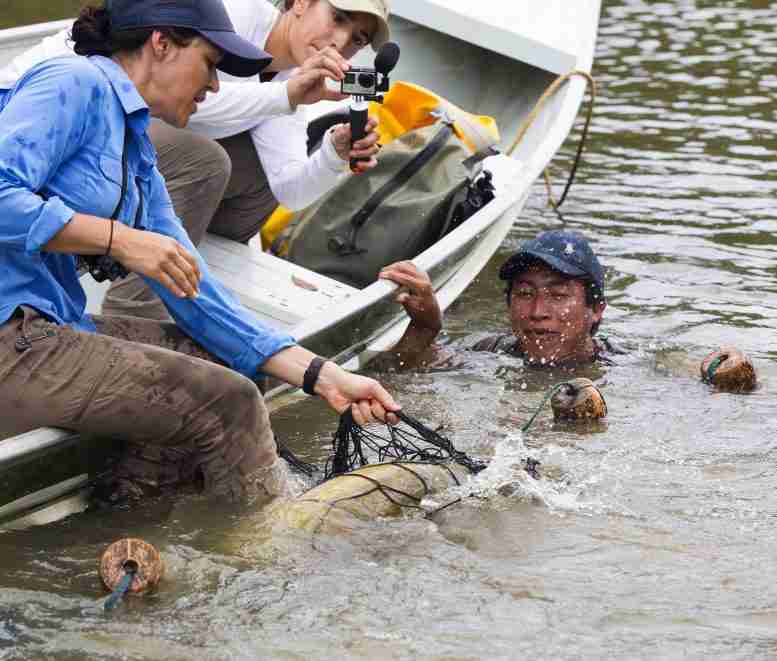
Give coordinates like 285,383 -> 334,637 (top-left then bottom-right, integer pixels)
302,356 -> 327,396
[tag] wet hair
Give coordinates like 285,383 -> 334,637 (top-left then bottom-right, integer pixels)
504,257 -> 605,336
71,5 -> 199,58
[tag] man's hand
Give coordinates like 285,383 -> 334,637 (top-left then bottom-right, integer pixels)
286,47 -> 350,109
330,117 -> 381,173
379,261 -> 443,333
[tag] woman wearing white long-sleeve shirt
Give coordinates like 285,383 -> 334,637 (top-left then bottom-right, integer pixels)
0,0 -> 389,320
192,0 -> 388,208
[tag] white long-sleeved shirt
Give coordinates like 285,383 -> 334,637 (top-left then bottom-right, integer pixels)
0,0 -> 347,211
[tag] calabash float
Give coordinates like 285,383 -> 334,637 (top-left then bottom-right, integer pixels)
700,347 -> 757,393
550,378 -> 608,421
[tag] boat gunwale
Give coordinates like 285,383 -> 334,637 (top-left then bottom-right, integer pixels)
0,18 -> 72,44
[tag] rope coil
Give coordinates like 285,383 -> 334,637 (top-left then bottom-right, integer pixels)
506,69 -> 597,215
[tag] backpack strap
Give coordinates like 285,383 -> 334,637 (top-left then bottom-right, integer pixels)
330,123 -> 455,256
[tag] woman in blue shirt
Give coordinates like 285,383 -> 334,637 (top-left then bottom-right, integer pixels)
0,0 -> 399,504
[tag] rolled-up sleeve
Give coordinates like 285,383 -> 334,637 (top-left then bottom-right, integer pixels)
0,59 -> 96,254
142,173 -> 296,378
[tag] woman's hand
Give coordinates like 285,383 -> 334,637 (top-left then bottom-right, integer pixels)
379,261 -> 443,334
262,346 -> 400,426
112,224 -> 201,299
286,47 -> 350,108
315,361 -> 401,426
330,117 -> 381,173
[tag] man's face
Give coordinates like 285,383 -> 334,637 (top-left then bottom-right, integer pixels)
508,263 -> 605,366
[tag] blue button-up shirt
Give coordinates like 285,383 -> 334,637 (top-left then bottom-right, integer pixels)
0,55 -> 295,378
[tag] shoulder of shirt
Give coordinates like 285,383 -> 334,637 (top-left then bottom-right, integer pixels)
224,0 -> 278,46
468,332 -> 518,354
21,55 -> 105,91
255,1 -> 280,46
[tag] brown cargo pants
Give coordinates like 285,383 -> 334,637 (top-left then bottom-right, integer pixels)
102,122 -> 278,321
0,306 -> 288,504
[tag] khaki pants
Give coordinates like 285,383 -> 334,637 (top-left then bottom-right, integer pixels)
0,307 -> 288,503
102,122 -> 278,321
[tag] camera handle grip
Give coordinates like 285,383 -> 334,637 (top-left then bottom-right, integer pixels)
349,101 -> 370,171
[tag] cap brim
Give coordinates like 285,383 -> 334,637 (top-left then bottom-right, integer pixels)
499,249 -> 588,282
326,0 -> 391,51
201,29 -> 273,77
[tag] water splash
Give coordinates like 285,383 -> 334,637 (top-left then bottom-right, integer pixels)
424,431 -> 632,518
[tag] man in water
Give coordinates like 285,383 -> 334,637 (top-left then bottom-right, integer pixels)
382,229 -> 614,368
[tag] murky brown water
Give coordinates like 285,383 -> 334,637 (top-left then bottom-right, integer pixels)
2,1 -> 777,659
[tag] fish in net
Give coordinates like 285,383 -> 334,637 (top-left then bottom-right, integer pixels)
274,411 -> 540,527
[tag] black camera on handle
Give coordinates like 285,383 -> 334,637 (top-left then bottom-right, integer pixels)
341,42 -> 400,171
340,41 -> 399,101
341,67 -> 383,99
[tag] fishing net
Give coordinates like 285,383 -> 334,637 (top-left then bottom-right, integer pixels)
277,410 -> 487,483
324,410 -> 487,480
280,409 -> 541,484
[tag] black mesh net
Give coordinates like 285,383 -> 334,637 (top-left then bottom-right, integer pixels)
277,410 -> 489,484
324,410 -> 487,481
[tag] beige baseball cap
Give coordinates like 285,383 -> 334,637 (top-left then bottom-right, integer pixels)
329,0 -> 391,50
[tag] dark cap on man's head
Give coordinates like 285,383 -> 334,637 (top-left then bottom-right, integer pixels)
107,0 -> 272,77
499,230 -> 605,299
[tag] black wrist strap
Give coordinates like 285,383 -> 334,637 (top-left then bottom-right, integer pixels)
303,357 -> 327,396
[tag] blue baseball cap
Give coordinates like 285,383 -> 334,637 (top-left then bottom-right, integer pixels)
498,230 -> 605,299
107,0 -> 272,77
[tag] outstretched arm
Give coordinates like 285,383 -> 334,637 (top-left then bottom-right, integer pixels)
143,172 -> 399,425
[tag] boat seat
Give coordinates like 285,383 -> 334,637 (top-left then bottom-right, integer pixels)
198,234 -> 359,332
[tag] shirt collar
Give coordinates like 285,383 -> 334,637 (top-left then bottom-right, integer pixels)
88,56 -> 150,134
89,55 -> 157,174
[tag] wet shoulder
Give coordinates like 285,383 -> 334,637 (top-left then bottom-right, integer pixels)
16,56 -> 110,106
468,332 -> 519,355
22,55 -> 103,87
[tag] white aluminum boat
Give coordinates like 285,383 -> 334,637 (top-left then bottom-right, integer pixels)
0,0 -> 602,526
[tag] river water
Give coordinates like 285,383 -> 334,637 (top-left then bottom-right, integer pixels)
2,1 -> 777,659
